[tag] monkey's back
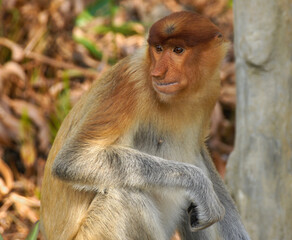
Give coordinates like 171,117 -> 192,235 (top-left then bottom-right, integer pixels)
40,54 -> 145,239
40,92 -> 97,239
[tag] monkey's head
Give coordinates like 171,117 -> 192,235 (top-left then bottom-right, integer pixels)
147,11 -> 228,102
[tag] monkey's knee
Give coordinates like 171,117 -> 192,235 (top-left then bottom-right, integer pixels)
74,189 -> 166,240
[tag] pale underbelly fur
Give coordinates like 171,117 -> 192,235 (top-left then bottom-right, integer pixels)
128,125 -> 218,238
142,145 -> 213,238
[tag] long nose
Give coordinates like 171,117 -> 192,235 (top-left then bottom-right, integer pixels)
151,57 -> 168,80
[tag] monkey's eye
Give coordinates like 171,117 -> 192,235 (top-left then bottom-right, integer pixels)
155,45 -> 163,53
173,47 -> 184,54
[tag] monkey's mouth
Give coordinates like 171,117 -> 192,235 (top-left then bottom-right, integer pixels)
155,81 -> 178,86
153,80 -> 180,95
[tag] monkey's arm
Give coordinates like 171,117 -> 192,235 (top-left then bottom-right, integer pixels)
201,148 -> 251,240
52,139 -> 224,231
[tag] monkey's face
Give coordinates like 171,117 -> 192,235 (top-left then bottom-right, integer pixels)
147,11 -> 227,102
149,44 -> 190,96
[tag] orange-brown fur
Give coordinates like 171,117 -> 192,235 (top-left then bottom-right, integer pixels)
40,12 -> 249,240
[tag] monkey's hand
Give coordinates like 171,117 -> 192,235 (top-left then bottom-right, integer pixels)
186,178 -> 225,232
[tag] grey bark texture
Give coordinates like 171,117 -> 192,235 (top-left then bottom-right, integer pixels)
226,1 -> 292,240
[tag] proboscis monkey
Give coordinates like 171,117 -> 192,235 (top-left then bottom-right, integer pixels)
40,11 -> 250,240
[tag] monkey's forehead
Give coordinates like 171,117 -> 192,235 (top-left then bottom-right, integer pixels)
147,11 -> 221,47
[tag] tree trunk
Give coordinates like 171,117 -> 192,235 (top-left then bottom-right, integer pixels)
226,1 -> 292,240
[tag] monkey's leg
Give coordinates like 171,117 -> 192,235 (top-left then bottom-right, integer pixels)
73,189 -> 166,240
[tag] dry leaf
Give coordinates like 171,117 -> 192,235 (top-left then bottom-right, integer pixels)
0,102 -> 20,143
0,157 -> 14,191
20,142 -> 37,169
0,61 -> 26,81
0,38 -> 24,62
220,85 -> 236,107
5,98 -> 50,152
0,178 -> 9,196
10,193 -> 39,223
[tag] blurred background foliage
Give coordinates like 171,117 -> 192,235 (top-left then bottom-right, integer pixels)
0,0 -> 235,239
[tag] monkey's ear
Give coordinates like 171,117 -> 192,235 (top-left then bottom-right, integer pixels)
216,32 -> 223,39
214,32 -> 229,47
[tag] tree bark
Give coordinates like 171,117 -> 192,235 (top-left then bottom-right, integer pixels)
226,1 -> 292,240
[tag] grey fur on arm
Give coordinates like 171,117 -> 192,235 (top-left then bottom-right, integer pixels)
52,139 -> 225,231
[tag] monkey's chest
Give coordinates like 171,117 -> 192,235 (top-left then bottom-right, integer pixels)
132,125 -> 200,165
131,126 -> 208,234
132,126 -> 167,155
